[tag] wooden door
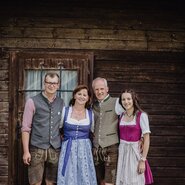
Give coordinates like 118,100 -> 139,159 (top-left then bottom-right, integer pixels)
9,51 -> 93,185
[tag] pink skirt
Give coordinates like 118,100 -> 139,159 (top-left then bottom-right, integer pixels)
145,160 -> 154,184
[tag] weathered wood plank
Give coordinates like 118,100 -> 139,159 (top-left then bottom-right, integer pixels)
0,17 -> 125,28
112,93 -> 185,108
153,177 -> 185,185
0,166 -> 8,176
1,38 -> 185,52
0,155 -> 8,165
0,81 -> 8,91
0,70 -> 8,81
0,134 -> 8,145
150,126 -> 185,136
149,115 -> 185,126
94,50 -> 185,60
150,136 -> 185,147
1,27 -> 146,41
1,12 -> 184,31
148,41 -> 185,52
2,27 -> 184,43
142,104 -> 185,115
138,94 -> 185,105
95,71 -> 185,83
0,176 -> 8,185
142,107 -> 185,116
149,147 -> 185,157
94,60 -> 185,72
0,38 -> 148,50
152,167 -> 185,177
0,123 -> 8,134
149,157 -> 185,167
147,31 -> 185,42
0,113 -> 8,122
109,82 -> 185,94
0,146 -> 8,154
0,59 -> 9,69
0,92 -> 8,102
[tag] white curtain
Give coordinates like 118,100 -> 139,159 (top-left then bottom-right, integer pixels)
24,70 -> 78,105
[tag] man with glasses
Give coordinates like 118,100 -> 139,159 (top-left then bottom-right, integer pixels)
21,72 -> 64,185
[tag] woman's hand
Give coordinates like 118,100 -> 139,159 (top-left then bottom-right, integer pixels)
138,160 -> 145,174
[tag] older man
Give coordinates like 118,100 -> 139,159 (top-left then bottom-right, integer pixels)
92,77 -> 123,185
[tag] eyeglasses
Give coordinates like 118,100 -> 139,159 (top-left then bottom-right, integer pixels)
45,81 -> 59,86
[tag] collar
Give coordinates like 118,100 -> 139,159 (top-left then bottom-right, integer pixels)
42,92 -> 56,103
99,94 -> 110,103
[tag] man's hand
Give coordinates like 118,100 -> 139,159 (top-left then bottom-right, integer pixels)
23,152 -> 31,165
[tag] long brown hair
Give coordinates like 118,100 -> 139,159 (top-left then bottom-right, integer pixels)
119,89 -> 144,116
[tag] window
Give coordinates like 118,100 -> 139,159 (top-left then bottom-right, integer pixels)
24,69 -> 78,105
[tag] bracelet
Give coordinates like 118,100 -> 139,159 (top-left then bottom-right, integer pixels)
140,156 -> 146,162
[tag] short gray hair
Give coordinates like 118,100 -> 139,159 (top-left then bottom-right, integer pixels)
92,77 -> 108,89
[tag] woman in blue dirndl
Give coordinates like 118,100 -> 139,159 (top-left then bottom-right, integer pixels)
57,85 -> 97,185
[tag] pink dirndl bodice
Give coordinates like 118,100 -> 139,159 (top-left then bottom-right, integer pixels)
119,112 -> 154,184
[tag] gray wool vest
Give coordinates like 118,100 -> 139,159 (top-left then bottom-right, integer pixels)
93,96 -> 119,148
30,93 -> 64,149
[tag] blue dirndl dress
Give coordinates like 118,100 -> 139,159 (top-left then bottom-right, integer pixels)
57,107 -> 97,185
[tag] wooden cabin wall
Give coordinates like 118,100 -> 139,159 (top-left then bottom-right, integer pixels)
0,54 -> 8,184
0,0 -> 185,51
94,50 -> 185,184
0,0 -> 185,184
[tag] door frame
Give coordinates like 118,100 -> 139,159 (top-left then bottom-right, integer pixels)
8,50 -> 94,185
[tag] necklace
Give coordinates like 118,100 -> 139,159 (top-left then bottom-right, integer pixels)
125,111 -> 133,117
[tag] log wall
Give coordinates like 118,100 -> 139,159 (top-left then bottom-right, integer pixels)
0,0 -> 185,184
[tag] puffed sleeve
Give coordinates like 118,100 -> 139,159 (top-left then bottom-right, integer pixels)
115,98 -> 124,115
140,112 -> 151,135
59,106 -> 65,128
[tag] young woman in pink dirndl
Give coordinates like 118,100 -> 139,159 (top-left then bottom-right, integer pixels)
116,89 -> 153,185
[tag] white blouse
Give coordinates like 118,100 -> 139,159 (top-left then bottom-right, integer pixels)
119,112 -> 151,135
115,98 -> 124,115
60,106 -> 95,132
